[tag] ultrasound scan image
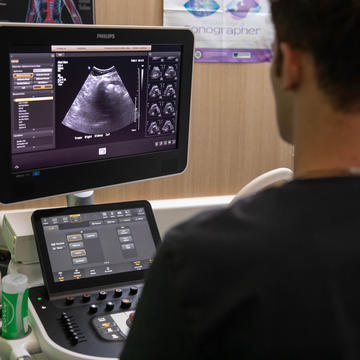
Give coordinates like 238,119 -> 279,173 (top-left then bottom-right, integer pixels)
149,85 -> 162,99
164,84 -> 176,97
162,120 -> 175,133
62,66 -> 135,134
164,102 -> 175,116
165,66 -> 176,79
148,121 -> 160,135
150,66 -> 162,80
149,104 -> 161,117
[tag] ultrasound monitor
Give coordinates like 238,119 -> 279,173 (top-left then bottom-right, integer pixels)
0,23 -> 194,204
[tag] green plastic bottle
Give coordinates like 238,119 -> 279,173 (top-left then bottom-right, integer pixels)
1,273 -> 29,339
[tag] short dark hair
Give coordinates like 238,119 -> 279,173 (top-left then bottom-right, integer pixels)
271,0 -> 360,112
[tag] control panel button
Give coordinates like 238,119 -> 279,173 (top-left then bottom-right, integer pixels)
89,304 -> 98,314
114,288 -> 122,298
110,312 -> 132,337
98,291 -> 107,300
91,315 -> 125,342
121,299 -> 132,309
106,302 -> 114,311
129,286 -> 138,295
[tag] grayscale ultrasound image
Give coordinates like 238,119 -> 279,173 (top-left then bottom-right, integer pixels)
150,66 -> 162,80
162,120 -> 175,133
165,66 -> 176,79
62,66 -> 135,134
149,85 -> 162,99
149,104 -> 161,117
148,121 -> 160,135
164,102 -> 175,116
164,84 -> 176,97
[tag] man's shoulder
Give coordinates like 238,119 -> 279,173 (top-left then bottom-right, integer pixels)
155,186 -> 290,308
163,185 -> 288,254
163,176 -> 360,257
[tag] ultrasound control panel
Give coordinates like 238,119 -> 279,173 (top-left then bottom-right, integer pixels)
30,201 -> 161,358
29,283 -> 143,357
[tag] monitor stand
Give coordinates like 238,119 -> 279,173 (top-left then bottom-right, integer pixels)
66,190 -> 94,207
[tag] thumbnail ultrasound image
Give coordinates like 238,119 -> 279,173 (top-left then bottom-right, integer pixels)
62,66 -> 135,134
164,84 -> 176,97
149,85 -> 162,99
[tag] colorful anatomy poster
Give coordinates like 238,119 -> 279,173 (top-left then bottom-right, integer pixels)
164,0 -> 274,62
0,0 -> 95,24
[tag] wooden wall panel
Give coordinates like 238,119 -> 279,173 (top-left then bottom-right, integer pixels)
0,0 -> 292,211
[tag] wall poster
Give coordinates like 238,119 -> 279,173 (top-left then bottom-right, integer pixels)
164,0 -> 274,63
0,0 -> 95,24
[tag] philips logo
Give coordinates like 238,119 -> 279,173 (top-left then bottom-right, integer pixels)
97,33 -> 115,39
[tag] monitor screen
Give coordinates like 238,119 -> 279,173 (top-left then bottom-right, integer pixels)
0,24 -> 194,203
31,200 -> 161,295
11,45 -> 181,172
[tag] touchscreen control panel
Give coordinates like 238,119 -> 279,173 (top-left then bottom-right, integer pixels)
40,207 -> 155,283
29,201 -> 161,358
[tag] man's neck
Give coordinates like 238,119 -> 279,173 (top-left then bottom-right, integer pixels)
293,110 -> 360,179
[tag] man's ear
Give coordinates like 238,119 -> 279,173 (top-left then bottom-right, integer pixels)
279,42 -> 303,91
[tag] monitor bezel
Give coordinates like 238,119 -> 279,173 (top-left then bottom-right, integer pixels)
0,23 -> 194,204
31,200 -> 161,297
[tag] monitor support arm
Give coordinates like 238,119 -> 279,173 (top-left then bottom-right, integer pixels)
66,191 -> 94,207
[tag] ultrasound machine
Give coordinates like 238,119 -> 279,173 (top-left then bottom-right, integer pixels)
0,22 -> 194,359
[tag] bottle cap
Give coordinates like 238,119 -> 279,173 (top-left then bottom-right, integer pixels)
2,274 -> 28,294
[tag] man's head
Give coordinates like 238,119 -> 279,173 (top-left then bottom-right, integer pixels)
270,0 -> 360,144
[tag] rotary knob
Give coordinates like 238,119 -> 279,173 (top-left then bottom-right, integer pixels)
82,293 -> 91,302
98,290 -> 107,300
129,286 -> 138,295
121,299 -> 132,309
114,288 -> 122,298
65,296 -> 74,305
105,302 -> 114,311
89,304 -> 98,314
